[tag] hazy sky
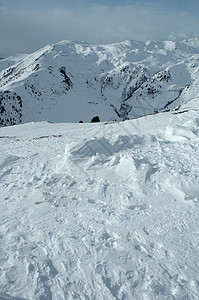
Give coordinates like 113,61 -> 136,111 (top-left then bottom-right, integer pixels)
0,0 -> 199,57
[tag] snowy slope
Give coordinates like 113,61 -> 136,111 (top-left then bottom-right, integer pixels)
1,38 -> 199,126
0,100 -> 199,299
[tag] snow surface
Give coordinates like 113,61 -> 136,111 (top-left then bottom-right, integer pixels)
0,101 -> 199,299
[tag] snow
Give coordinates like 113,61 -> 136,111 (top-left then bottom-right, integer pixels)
1,37 -> 199,299
0,54 -> 29,72
0,102 -> 199,299
164,41 -> 176,52
2,37 -> 199,126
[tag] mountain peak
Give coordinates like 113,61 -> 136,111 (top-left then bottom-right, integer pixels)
0,38 -> 199,126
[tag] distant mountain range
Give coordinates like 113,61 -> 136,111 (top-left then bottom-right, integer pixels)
1,37 -> 199,126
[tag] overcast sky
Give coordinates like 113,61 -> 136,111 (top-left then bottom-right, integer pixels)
0,0 -> 199,57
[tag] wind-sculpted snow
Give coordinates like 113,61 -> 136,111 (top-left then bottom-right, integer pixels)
0,105 -> 199,299
1,38 -> 199,125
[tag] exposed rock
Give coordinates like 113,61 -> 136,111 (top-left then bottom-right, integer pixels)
91,116 -> 100,123
0,91 -> 22,126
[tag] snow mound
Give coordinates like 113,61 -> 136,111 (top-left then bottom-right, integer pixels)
165,117 -> 199,141
56,134 -> 157,175
41,133 -> 157,207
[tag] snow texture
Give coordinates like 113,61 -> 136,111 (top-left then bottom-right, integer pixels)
0,99 -> 199,299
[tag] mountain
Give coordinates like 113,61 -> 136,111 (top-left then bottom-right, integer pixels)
1,38 -> 199,126
1,38 -> 199,299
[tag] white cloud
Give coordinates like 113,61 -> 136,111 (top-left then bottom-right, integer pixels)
0,4 -> 199,56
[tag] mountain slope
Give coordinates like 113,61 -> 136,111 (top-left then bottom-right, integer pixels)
1,38 -> 199,126
0,103 -> 199,299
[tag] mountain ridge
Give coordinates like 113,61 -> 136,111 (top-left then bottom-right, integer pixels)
0,38 -> 199,126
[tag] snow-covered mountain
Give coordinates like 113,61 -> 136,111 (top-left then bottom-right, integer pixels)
1,38 -> 199,126
1,37 -> 199,300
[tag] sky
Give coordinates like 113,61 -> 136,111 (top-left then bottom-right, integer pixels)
0,0 -> 199,57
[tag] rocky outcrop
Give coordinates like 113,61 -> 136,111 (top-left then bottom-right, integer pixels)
0,91 -> 22,126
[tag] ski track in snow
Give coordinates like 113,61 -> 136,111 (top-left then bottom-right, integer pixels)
0,110 -> 199,299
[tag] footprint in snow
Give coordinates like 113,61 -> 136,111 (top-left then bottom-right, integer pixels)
42,173 -> 77,206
